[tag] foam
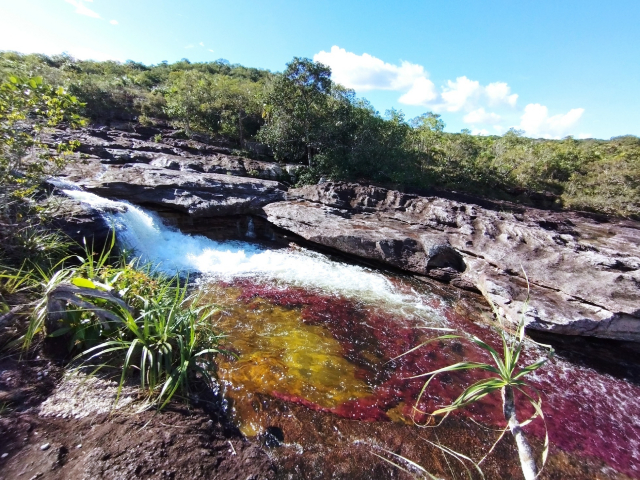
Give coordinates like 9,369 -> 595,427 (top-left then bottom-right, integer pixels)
63,190 -> 439,319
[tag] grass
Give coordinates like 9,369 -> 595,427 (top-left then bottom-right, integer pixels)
15,234 -> 225,410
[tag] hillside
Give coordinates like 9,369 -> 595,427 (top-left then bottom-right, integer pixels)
1,51 -> 639,218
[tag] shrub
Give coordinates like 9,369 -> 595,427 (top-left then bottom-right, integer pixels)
24,240 -> 224,409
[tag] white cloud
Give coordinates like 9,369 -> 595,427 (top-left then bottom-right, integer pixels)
313,46 -> 426,91
398,77 -> 438,105
65,0 -> 100,19
485,82 -> 518,107
110,19 -> 118,25
463,108 -> 501,124
313,46 -> 520,116
199,42 -> 205,47
184,44 -> 194,49
208,49 -> 214,53
440,76 -> 481,112
519,104 -> 585,138
472,128 -> 490,136
577,132 -> 593,139
0,9 -> 120,61
436,77 -> 518,112
311,46 -> 585,137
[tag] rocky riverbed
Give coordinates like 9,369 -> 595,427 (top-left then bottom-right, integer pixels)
50,124 -> 640,343
2,123 -> 638,479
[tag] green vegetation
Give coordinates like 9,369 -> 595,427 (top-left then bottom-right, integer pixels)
25,240 -> 223,409
3,231 -> 224,410
395,275 -> 553,480
2,51 -> 638,217
0,71 -> 223,412
0,73 -> 83,278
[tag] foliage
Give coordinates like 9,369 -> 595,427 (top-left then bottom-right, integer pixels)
164,70 -> 262,142
258,57 -> 332,164
0,75 -> 83,196
23,238 -> 224,409
0,74 -> 83,282
396,274 -> 554,479
2,51 -> 639,217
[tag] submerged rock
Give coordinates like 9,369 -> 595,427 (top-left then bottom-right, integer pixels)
264,182 -> 640,342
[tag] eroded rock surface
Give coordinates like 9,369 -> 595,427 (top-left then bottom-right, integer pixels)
264,183 -> 640,341
45,126 -> 640,342
52,127 -> 288,216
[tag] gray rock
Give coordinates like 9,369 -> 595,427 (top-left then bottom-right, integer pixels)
264,183 -> 640,341
61,163 -> 286,217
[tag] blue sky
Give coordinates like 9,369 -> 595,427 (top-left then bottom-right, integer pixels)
1,0 -> 638,139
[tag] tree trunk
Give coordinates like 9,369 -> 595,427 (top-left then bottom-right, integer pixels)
502,386 -> 538,480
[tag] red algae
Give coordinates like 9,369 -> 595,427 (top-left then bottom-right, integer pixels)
215,278 -> 640,478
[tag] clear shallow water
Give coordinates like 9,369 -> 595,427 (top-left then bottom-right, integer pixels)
64,189 -> 640,478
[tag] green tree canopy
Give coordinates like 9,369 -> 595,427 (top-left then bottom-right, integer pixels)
0,75 -> 84,197
258,58 -> 332,164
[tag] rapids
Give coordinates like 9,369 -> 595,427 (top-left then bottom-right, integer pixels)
62,190 -> 439,320
64,188 -> 640,478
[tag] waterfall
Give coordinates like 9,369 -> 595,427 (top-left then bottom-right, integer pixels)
62,190 -> 440,320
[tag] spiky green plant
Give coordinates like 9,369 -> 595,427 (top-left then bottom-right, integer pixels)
72,278 -> 224,409
398,271 -> 553,480
23,234 -> 224,409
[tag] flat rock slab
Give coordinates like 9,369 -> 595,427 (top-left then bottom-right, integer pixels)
50,127 -> 292,217
264,183 -> 640,341
60,162 -> 286,217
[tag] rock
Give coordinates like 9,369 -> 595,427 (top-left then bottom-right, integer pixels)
58,161 -> 286,217
52,128 -> 289,217
40,443 -> 50,451
264,182 -> 640,342
41,192 -> 113,250
46,126 -> 640,342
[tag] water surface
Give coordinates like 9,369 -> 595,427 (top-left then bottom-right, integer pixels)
66,189 -> 640,478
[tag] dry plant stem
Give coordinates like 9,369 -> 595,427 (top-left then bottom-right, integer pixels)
503,385 -> 537,480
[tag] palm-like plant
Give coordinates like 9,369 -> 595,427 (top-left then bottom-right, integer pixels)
77,280 -> 223,409
401,271 -> 553,480
23,234 -> 224,409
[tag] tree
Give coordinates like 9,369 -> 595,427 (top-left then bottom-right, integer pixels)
0,75 -> 84,270
404,276 -> 553,480
410,112 -> 445,177
258,57 -> 332,165
207,75 -> 262,146
163,71 -> 263,143
0,75 -> 84,197
163,70 -> 214,134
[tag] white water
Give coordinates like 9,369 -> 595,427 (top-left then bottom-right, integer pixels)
63,190 -> 442,320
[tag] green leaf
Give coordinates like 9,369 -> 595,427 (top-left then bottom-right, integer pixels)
48,327 -> 72,337
71,277 -> 97,289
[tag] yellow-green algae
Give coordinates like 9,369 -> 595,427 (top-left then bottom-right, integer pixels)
205,285 -> 373,435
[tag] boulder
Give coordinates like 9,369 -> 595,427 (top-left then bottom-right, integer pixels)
264,183 -> 640,341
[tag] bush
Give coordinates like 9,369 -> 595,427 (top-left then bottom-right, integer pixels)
24,240 -> 224,409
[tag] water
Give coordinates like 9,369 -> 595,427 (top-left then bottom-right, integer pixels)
63,189 -> 440,320
64,188 -> 640,478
